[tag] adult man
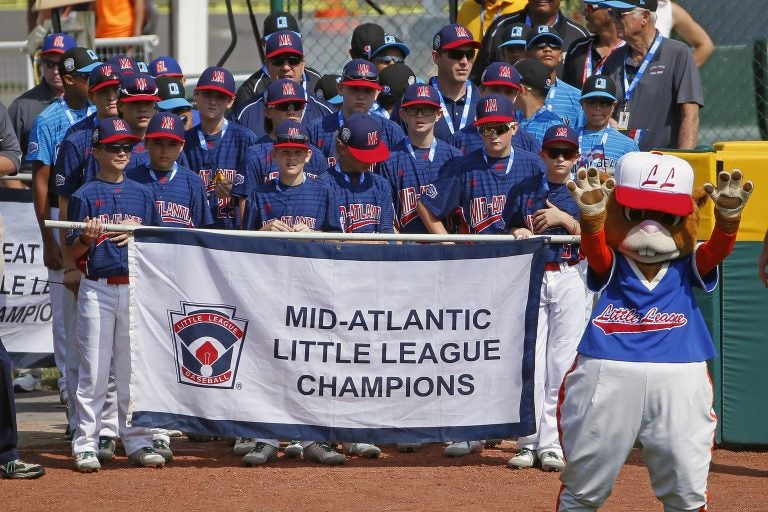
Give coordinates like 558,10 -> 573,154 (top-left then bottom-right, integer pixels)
472,0 -> 589,82
562,2 -> 625,88
596,0 -> 703,150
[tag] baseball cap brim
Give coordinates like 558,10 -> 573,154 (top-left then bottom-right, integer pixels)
400,99 -> 440,108
267,97 -> 307,106
120,94 -> 161,103
341,79 -> 382,90
347,143 -> 390,164
581,91 -> 617,101
542,138 -> 579,149
326,95 -> 343,105
195,85 -> 235,97
372,43 -> 411,58
527,33 -> 565,49
145,132 -> 185,143
41,48 -> 66,55
599,0 -> 640,8
481,80 -> 523,91
273,141 -> 310,149
615,186 -> 694,216
77,62 -> 103,74
99,134 -> 142,144
158,97 -> 193,110
90,80 -> 120,92
440,40 -> 481,50
266,48 -> 303,58
498,39 -> 527,48
473,114 -> 515,126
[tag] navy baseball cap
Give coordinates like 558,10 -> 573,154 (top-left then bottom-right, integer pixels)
350,23 -> 385,60
594,0 -> 657,11
338,113 -> 390,164
433,24 -> 480,51
473,94 -> 516,126
581,74 -> 618,101
498,23 -> 531,49
107,55 -> 140,76
263,11 -> 301,40
265,30 -> 304,58
341,59 -> 381,90
527,25 -> 564,49
481,62 -> 523,91
156,76 -> 192,110
514,58 -> 553,91
93,116 -> 141,144
273,119 -> 311,149
372,34 -> 411,58
41,32 -> 76,55
145,112 -> 186,142
59,47 -> 101,75
196,66 -> 236,97
264,78 -> 307,106
379,63 -> 416,101
401,83 -> 441,108
88,64 -> 121,92
118,73 -> 161,102
542,124 -> 579,149
149,56 -> 183,77
314,74 -> 343,105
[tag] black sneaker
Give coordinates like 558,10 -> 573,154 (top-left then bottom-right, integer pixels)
0,459 -> 45,479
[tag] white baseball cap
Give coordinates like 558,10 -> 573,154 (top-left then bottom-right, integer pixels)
613,152 -> 695,216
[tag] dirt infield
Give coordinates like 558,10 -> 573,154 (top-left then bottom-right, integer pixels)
5,392 -> 768,512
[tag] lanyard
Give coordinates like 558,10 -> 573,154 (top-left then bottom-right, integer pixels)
197,119 -> 228,152
545,81 -> 557,112
582,39 -> 626,86
148,162 -> 178,182
622,33 -> 663,104
482,147 -> 515,175
60,98 -> 95,126
430,77 -> 472,135
334,163 -> 366,185
405,137 -> 437,163
480,3 -> 503,38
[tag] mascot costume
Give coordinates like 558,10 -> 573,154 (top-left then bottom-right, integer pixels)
557,152 -> 753,511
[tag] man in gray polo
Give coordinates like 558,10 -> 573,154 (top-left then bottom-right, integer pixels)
593,0 -> 703,151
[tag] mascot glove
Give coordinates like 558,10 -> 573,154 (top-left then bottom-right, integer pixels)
567,167 -> 615,217
704,169 -> 754,219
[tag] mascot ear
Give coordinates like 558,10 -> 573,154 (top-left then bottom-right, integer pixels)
692,187 -> 708,209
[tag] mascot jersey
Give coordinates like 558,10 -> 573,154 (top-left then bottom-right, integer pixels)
579,248 -> 718,363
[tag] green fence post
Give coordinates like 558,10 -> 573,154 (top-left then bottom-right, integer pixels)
271,0 -> 285,12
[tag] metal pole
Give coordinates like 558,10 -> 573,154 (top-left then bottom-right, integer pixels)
270,0 -> 285,11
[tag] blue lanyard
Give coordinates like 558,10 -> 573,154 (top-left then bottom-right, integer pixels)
430,77 -> 473,135
545,81 -> 557,112
582,39 -> 626,86
148,162 -> 178,182
334,163 -> 366,185
482,147 -> 515,175
60,98 -> 95,126
622,33 -> 664,104
405,137 -> 437,163
197,119 -> 228,152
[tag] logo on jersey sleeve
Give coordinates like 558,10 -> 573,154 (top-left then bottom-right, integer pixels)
592,304 -> 687,335
169,303 -> 248,388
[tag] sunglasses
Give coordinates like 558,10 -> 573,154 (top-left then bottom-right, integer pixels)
372,55 -> 404,65
275,133 -> 309,144
268,101 -> 306,111
42,58 -> 59,69
584,4 -> 605,14
268,55 -> 303,67
609,8 -> 638,19
531,42 -> 562,50
478,122 -> 516,137
443,49 -> 475,61
343,72 -> 378,82
403,106 -> 438,117
543,147 -> 579,160
98,143 -> 135,154
119,86 -> 159,97
584,99 -> 615,107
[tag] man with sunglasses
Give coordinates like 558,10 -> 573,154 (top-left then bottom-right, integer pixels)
513,59 -> 565,145
66,116 -> 164,473
472,0 -> 589,83
234,30 -> 334,139
588,0 -> 703,151
503,124 -> 583,472
577,74 -> 638,175
562,2 -> 625,88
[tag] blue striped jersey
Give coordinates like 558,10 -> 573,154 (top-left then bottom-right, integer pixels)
577,127 -> 639,175
517,107 -> 563,146
545,80 -> 585,130
27,98 -> 94,166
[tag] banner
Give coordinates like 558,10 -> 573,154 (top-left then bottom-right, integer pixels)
128,228 -> 546,443
0,188 -> 54,368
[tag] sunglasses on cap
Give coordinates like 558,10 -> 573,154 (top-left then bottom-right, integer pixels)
372,55 -> 404,65
403,106 -> 438,117
268,55 -> 303,67
531,42 -> 562,50
543,147 -> 579,160
478,122 -> 516,137
119,86 -> 159,97
98,143 -> 135,154
42,58 -> 59,69
268,101 -> 306,111
442,49 -> 475,61
609,8 -> 638,19
275,132 -> 309,144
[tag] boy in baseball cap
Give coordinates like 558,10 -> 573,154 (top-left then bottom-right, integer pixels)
314,74 -> 342,106
156,75 -> 194,130
498,23 -> 531,66
370,34 -> 411,71
117,73 -> 161,146
350,22 -> 386,60
513,59 -> 564,145
375,62 -> 416,118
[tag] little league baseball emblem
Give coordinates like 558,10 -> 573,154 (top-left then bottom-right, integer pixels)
169,303 -> 248,388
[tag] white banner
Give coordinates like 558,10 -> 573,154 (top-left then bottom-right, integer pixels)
128,229 -> 546,443
0,188 -> 54,368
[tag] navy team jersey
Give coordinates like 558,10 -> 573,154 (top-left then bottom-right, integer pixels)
579,251 -> 718,363
503,173 -> 580,263
243,177 -> 341,232
125,163 -> 213,228
183,121 -> 258,229
306,111 -> 406,165
233,95 -> 335,139
451,125 -> 541,156
66,177 -> 158,277
231,134 -> 329,200
319,166 -> 395,233
420,147 -> 545,234
378,138 -> 461,233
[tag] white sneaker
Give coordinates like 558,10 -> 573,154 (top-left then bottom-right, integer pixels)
443,440 -> 483,457
12,374 -> 42,392
233,437 -> 256,456
128,447 -> 166,468
539,450 -> 565,472
284,440 -> 303,458
344,442 -> 381,458
507,448 -> 538,469
304,442 -> 345,465
74,451 -> 101,473
242,442 -> 278,466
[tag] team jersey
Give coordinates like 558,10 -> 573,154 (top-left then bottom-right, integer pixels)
378,137 -> 462,233
306,111 -> 406,165
451,124 -> 541,156
27,98 -> 95,167
125,162 -> 213,228
545,80 -> 585,130
66,177 -> 158,277
578,250 -> 718,363
517,106 -> 564,146
243,176 -> 341,232
183,120 -> 258,229
233,95 -> 335,139
576,127 -> 639,175
420,147 -> 545,234
231,134 -> 329,199
319,166 -> 395,234
503,172 -> 580,263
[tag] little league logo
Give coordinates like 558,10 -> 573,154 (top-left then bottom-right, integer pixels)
169,303 -> 248,388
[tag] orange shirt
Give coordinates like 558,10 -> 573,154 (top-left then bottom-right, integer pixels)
95,0 -> 136,38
